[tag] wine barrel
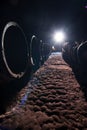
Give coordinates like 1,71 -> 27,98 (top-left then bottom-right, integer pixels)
77,41 -> 87,67
0,21 -> 30,85
30,35 -> 42,72
41,42 -> 51,64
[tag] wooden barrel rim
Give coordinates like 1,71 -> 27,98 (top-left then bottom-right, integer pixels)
1,21 -> 29,79
30,35 -> 36,66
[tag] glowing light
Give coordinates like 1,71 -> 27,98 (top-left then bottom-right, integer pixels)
85,6 -> 87,8
52,46 -> 55,50
53,31 -> 65,43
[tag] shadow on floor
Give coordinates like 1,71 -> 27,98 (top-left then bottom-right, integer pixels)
0,69 -> 32,114
72,68 -> 87,101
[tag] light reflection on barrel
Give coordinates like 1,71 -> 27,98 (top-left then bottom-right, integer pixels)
30,35 -> 41,72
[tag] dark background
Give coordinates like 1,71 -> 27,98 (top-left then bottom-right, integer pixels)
0,0 -> 87,44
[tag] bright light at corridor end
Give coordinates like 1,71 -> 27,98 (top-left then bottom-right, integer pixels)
53,31 -> 66,43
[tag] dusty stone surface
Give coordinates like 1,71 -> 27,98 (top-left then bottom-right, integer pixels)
0,53 -> 87,130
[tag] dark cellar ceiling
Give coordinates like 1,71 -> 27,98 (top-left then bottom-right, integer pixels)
0,0 -> 87,42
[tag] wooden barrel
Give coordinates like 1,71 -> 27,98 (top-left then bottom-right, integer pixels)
30,37 -> 51,71
41,42 -> 51,64
30,36 -> 42,72
77,41 -> 87,67
0,21 -> 31,84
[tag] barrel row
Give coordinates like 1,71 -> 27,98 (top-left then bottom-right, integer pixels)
0,21 -> 51,85
62,41 -> 87,85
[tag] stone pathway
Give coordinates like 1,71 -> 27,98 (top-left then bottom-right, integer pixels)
0,53 -> 87,130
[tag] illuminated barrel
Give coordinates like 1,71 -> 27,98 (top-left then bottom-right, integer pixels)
30,36 -> 41,72
0,22 -> 31,85
30,36 -> 51,71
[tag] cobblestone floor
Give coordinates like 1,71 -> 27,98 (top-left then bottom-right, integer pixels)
0,53 -> 87,130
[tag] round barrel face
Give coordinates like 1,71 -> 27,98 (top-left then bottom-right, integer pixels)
41,43 -> 51,61
2,22 -> 29,78
30,37 -> 41,66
